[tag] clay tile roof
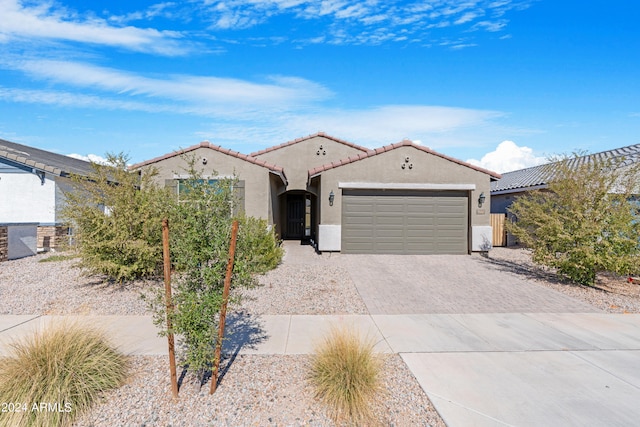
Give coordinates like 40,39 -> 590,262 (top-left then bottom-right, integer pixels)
129,141 -> 286,178
249,132 -> 369,157
308,140 -> 501,180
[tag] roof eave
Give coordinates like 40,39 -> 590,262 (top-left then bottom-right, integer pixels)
491,183 -> 549,195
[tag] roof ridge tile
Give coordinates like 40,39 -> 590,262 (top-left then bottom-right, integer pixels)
307,140 -> 500,179
250,132 -> 369,157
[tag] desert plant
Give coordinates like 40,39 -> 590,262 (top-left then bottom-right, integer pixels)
0,322 -> 127,427
309,325 -> 383,426
507,152 -> 640,285
147,156 -> 284,383
61,152 -> 172,282
233,216 -> 284,280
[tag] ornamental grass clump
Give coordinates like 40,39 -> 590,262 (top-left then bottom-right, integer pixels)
309,325 -> 384,426
0,322 -> 128,427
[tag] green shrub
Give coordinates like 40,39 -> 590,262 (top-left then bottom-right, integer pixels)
234,216 -> 284,278
61,153 -> 171,282
148,158 -> 284,382
507,153 -> 640,286
309,326 -> 383,426
0,322 -> 127,427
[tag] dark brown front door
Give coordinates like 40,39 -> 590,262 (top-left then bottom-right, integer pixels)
285,194 -> 305,239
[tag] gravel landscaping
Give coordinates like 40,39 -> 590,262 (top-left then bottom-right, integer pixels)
74,354 -> 442,427
485,246 -> 640,313
0,255 -> 150,315
0,248 -> 444,427
3,243 -> 640,426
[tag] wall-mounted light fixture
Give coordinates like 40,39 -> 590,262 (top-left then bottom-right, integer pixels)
329,190 -> 335,206
478,192 -> 486,208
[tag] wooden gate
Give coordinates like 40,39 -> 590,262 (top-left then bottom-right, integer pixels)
491,214 -> 506,247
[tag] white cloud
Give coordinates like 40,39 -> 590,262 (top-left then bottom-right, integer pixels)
0,0 -> 535,52
67,153 -> 109,164
467,140 -> 547,173
301,105 -> 503,136
455,11 -> 483,25
0,86 -> 175,113
186,99 -> 512,153
1,58 -> 511,152
11,59 -> 332,110
0,0 -> 187,55
199,0 -> 530,46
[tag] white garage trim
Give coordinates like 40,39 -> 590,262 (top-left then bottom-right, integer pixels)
338,182 -> 476,190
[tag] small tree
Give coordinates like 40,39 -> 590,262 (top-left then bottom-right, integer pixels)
151,156 -> 283,382
507,153 -> 640,285
62,153 -> 171,282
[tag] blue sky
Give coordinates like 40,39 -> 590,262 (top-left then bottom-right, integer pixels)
0,0 -> 638,172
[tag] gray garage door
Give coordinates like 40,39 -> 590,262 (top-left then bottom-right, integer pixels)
341,189 -> 469,254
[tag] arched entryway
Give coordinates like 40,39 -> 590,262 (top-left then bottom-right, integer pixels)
281,191 -> 317,241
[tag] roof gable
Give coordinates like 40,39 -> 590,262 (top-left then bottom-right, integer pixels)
308,139 -> 501,179
129,141 -> 288,184
491,143 -> 640,193
0,138 -> 93,177
250,132 -> 369,157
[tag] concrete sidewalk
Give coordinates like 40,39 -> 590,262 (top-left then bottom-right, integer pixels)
1,312 -> 640,426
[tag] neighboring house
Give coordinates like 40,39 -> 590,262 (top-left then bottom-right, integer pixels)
0,138 -> 93,252
490,143 -> 640,245
131,132 -> 500,255
491,143 -> 640,214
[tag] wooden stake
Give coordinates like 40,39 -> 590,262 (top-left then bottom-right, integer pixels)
162,219 -> 179,399
210,220 -> 239,394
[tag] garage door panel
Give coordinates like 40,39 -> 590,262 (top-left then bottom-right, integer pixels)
343,214 -> 374,223
342,190 -> 468,254
406,230 -> 435,239
376,216 -> 405,226
407,216 -> 435,226
437,218 -> 466,227
407,205 -> 435,214
375,243 -> 405,253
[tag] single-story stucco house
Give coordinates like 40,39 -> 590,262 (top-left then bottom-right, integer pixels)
490,143 -> 640,245
131,132 -> 501,254
0,138 -> 93,256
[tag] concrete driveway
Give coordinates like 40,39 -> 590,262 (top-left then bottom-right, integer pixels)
336,252 -> 640,426
338,254 -> 598,314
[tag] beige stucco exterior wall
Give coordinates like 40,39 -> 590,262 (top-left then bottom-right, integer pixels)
314,145 -> 494,251
317,145 -> 492,225
138,147 -> 276,223
254,136 -> 366,192
269,173 -> 285,235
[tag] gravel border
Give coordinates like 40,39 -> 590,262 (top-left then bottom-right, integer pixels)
486,246 -> 640,313
74,354 -> 445,427
0,254 -> 151,315
234,264 -> 369,315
